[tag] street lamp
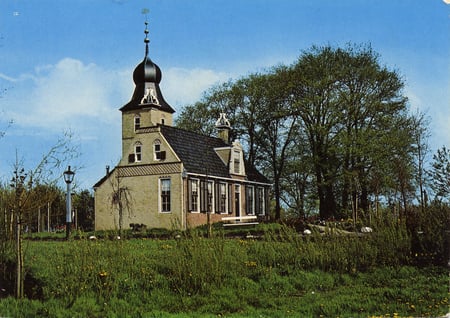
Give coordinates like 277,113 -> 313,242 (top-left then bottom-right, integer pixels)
63,166 -> 75,240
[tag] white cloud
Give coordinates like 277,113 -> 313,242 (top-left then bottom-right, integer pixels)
162,67 -> 231,108
1,58 -> 130,135
2,59 -> 232,135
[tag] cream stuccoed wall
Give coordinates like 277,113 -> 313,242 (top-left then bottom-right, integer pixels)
119,128 -> 178,166
121,110 -> 173,165
94,167 -> 185,231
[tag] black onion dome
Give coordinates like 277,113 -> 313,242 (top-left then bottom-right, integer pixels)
132,56 -> 162,85
119,22 -> 175,114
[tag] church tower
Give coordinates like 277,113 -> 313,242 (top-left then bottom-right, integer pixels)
119,21 -> 175,161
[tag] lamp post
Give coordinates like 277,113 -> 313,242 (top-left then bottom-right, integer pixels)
63,166 -> 75,240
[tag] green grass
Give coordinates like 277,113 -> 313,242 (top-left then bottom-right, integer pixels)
0,226 -> 448,317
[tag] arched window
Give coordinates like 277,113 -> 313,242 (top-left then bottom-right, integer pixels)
154,139 -> 165,160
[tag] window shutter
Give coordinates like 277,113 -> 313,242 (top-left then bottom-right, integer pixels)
255,187 -> 261,215
264,188 -> 270,215
215,182 -> 220,213
200,180 -> 207,213
188,179 -> 192,211
228,184 -> 233,214
128,154 -> 135,163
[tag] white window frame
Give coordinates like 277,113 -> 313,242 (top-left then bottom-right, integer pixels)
219,182 -> 228,214
159,178 -> 171,213
189,179 -> 199,213
246,185 -> 255,215
134,115 -> 141,131
154,139 -> 162,161
207,180 -> 214,214
257,187 -> 265,216
233,150 -> 241,174
134,142 -> 142,162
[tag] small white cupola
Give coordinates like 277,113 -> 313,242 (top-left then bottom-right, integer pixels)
215,113 -> 231,144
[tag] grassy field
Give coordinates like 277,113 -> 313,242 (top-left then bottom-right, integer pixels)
0,225 -> 448,317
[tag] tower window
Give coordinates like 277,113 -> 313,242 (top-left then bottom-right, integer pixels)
134,142 -> 142,162
154,139 -> 166,160
134,115 -> 141,131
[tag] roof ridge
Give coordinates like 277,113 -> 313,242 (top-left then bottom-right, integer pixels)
158,124 -> 224,143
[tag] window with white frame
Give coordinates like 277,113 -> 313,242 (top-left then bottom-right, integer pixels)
189,179 -> 199,212
134,142 -> 142,162
134,115 -> 141,131
246,186 -> 255,215
233,150 -> 241,174
154,139 -> 165,160
160,178 -> 171,213
256,187 -> 265,215
219,182 -> 227,213
207,181 -> 214,213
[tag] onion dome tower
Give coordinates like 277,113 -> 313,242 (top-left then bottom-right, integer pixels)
120,21 -> 175,114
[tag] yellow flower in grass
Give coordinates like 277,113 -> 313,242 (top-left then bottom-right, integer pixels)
244,260 -> 257,267
99,270 -> 108,278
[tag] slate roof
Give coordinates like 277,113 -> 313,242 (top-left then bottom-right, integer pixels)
160,125 -> 230,178
159,125 -> 270,184
94,125 -> 271,188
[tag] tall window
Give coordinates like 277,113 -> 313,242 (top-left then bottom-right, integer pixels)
219,183 -> 227,213
200,180 -> 214,213
160,179 -> 171,212
189,179 -> 199,212
233,150 -> 241,174
256,187 -> 265,215
134,143 -> 142,162
235,184 -> 241,216
246,186 -> 255,215
207,181 -> 214,213
134,115 -> 141,131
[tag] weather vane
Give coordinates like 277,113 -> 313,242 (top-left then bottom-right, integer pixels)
142,8 -> 150,56
142,8 -> 149,20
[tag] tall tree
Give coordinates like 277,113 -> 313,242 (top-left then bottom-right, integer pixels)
291,44 -> 412,219
428,146 -> 450,202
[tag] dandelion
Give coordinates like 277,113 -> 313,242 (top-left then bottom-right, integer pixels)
99,270 -> 108,278
244,260 -> 257,267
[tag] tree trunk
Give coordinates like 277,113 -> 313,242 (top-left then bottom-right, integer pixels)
15,216 -> 24,299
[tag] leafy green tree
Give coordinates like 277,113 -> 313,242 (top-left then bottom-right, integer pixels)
291,44 -> 414,220
177,43 -> 424,222
73,189 -> 94,231
428,146 -> 450,201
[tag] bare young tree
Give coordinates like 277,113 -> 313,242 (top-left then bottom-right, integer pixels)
4,132 -> 79,299
109,168 -> 133,237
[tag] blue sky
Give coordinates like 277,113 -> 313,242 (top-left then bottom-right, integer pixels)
0,0 -> 449,189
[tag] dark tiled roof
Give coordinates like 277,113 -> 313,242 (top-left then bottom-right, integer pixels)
93,125 -> 271,188
245,161 -> 271,184
160,125 -> 270,184
160,125 -> 230,178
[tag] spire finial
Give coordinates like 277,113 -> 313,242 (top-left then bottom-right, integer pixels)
142,8 -> 150,57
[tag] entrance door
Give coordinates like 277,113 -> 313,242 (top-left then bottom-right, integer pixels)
234,185 -> 240,217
